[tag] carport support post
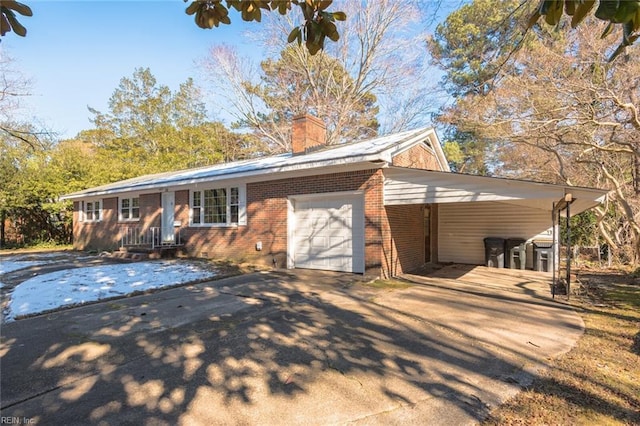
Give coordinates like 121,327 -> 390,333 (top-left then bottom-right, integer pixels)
553,193 -> 574,301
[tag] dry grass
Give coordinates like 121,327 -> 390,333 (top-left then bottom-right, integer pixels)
484,268 -> 640,425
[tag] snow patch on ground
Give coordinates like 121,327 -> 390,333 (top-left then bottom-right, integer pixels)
0,258 -> 50,275
1,252 -> 85,275
12,252 -> 69,259
5,260 -> 218,321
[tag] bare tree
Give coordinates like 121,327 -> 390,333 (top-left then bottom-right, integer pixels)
199,0 -> 442,152
0,49 -> 44,149
444,21 -> 640,263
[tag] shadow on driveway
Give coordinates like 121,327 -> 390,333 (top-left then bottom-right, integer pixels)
1,267 -> 590,425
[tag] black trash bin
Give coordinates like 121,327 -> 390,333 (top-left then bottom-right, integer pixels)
533,241 -> 554,272
483,237 -> 505,268
505,238 -> 526,269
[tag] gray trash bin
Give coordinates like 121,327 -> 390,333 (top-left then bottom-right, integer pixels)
505,238 -> 526,269
533,241 -> 554,272
484,237 -> 505,268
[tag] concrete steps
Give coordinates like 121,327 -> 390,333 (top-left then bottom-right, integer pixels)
111,246 -> 181,261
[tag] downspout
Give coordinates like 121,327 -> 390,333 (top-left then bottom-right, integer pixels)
391,236 -> 395,278
566,200 -> 571,299
552,202 -> 556,299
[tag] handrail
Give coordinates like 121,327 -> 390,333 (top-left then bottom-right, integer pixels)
120,227 -> 183,249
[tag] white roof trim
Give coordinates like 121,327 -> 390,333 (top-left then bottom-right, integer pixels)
383,167 -> 608,215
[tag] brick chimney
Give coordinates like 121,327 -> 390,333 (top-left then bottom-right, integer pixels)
291,114 -> 326,155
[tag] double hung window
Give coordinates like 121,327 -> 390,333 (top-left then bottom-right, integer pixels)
83,200 -> 101,222
120,197 -> 140,221
191,186 -> 242,226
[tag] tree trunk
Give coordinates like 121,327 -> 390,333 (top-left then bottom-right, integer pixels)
0,209 -> 5,248
635,154 -> 640,195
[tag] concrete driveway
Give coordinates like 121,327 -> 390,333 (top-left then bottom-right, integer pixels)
0,266 -> 583,425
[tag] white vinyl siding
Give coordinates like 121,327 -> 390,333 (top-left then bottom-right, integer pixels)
384,169 -> 529,205
438,201 -> 553,265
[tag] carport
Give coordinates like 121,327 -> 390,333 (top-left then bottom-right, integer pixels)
382,167 -> 609,281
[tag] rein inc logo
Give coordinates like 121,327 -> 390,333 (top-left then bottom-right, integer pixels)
0,418 -> 35,425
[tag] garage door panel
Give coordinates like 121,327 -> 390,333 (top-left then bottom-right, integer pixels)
292,195 -> 364,273
328,236 -> 346,251
330,218 -> 350,230
312,237 -> 328,249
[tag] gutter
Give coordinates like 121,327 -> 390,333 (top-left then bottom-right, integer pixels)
60,153 -> 392,201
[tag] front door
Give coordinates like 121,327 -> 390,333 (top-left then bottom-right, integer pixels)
161,192 -> 175,244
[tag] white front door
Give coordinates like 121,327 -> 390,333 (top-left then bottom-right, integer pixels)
161,192 -> 175,243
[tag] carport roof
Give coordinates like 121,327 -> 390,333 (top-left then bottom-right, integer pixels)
383,167 -> 608,215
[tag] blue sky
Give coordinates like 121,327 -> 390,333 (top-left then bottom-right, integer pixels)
3,1 -> 455,140
2,1 -> 263,138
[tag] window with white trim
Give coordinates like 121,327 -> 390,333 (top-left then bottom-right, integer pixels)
120,197 -> 140,221
192,191 -> 202,224
229,187 -> 239,223
191,186 -> 244,226
83,200 -> 101,222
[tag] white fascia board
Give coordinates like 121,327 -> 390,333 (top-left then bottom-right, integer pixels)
383,167 -> 608,209
430,132 -> 451,172
495,197 -> 605,215
61,156 -> 387,200
388,166 -> 608,196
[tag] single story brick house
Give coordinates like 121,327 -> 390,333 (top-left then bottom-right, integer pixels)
62,115 -> 607,278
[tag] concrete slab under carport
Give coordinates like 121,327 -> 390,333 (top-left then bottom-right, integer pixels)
405,264 -> 557,297
1,267 -> 583,425
396,265 -> 581,370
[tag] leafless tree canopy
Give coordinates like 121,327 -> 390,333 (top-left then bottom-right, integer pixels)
443,20 -> 640,263
199,0 -> 444,153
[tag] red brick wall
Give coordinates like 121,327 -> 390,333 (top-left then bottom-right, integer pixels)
73,194 -> 162,251
175,190 -> 190,227
140,193 -> 161,230
392,144 -> 441,170
72,202 -> 81,248
382,204 -> 424,276
292,114 -> 327,154
181,169 -> 385,276
73,197 -> 120,250
71,170 -> 395,277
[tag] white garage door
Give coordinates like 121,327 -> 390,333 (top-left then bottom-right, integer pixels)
291,194 -> 364,273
